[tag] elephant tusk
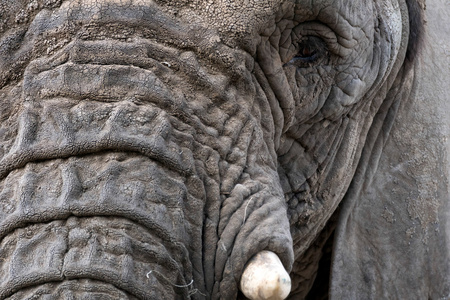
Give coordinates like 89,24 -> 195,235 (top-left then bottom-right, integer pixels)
240,250 -> 291,300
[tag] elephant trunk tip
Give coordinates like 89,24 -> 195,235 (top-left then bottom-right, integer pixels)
240,250 -> 291,300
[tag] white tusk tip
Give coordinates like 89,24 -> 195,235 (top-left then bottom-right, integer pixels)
240,250 -> 291,300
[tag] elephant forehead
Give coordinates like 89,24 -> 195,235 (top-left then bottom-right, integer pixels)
34,0 -> 395,52
59,0 -> 286,48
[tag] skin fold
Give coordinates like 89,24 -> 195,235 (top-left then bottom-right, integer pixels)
0,0 -> 440,299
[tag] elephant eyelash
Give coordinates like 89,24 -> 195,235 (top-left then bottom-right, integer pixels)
293,45 -> 319,62
288,36 -> 328,67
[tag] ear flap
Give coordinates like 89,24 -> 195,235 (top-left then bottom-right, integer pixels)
330,0 -> 450,298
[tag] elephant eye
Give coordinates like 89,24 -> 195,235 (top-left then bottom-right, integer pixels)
295,44 -> 317,61
289,36 -> 327,67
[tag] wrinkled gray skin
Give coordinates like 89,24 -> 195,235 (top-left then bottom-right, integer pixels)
0,0 -> 448,299
331,1 -> 450,298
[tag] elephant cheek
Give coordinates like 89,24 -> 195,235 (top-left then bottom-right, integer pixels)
214,170 -> 294,298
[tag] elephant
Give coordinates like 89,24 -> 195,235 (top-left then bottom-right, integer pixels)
0,0 -> 449,299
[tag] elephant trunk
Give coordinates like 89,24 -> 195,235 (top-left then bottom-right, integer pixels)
0,1 -> 294,298
0,154 -> 196,299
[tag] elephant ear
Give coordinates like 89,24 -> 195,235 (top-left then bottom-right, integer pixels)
330,0 -> 450,298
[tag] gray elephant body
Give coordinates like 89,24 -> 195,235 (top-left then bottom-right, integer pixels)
0,0 -> 448,299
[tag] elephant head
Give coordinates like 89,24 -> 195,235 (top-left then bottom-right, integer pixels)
0,0 -> 430,299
